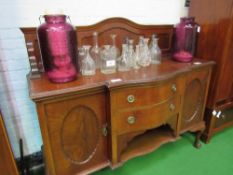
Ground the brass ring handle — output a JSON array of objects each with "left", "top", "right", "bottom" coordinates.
[
  {"left": 127, "top": 95, "right": 135, "bottom": 103},
  {"left": 171, "top": 84, "right": 177, "bottom": 92},
  {"left": 127, "top": 116, "right": 136, "bottom": 124},
  {"left": 169, "top": 103, "right": 175, "bottom": 111}
]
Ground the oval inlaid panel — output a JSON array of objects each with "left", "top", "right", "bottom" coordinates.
[
  {"left": 183, "top": 79, "right": 203, "bottom": 122},
  {"left": 61, "top": 106, "right": 99, "bottom": 164}
]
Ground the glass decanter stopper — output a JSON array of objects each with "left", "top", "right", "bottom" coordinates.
[
  {"left": 118, "top": 44, "right": 130, "bottom": 72},
  {"left": 90, "top": 32, "right": 101, "bottom": 69},
  {"left": 150, "top": 34, "right": 162, "bottom": 64},
  {"left": 81, "top": 45, "right": 96, "bottom": 76},
  {"left": 138, "top": 37, "right": 151, "bottom": 67},
  {"left": 100, "top": 45, "right": 116, "bottom": 74}
]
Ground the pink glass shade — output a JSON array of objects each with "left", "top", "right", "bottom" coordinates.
[
  {"left": 173, "top": 17, "right": 199, "bottom": 62},
  {"left": 37, "top": 15, "right": 78, "bottom": 83}
]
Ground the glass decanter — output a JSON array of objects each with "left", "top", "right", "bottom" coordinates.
[
  {"left": 100, "top": 45, "right": 116, "bottom": 74},
  {"left": 118, "top": 44, "right": 130, "bottom": 72},
  {"left": 138, "top": 37, "right": 151, "bottom": 67},
  {"left": 134, "top": 45, "right": 141, "bottom": 69},
  {"left": 150, "top": 34, "right": 162, "bottom": 64},
  {"left": 77, "top": 47, "right": 85, "bottom": 72},
  {"left": 110, "top": 34, "right": 120, "bottom": 60},
  {"left": 128, "top": 39, "right": 138, "bottom": 69},
  {"left": 124, "top": 36, "right": 130, "bottom": 46},
  {"left": 81, "top": 45, "right": 96, "bottom": 76},
  {"left": 90, "top": 32, "right": 101, "bottom": 69}
]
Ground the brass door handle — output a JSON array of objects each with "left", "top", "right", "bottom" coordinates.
[
  {"left": 127, "top": 116, "right": 136, "bottom": 124},
  {"left": 171, "top": 84, "right": 177, "bottom": 92},
  {"left": 169, "top": 103, "right": 175, "bottom": 111},
  {"left": 127, "top": 95, "right": 135, "bottom": 103}
]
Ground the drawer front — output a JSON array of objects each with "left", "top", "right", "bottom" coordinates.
[
  {"left": 110, "top": 78, "right": 181, "bottom": 110},
  {"left": 112, "top": 96, "right": 180, "bottom": 135}
]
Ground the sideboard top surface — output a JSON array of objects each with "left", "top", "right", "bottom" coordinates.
[
  {"left": 28, "top": 58, "right": 214, "bottom": 100},
  {"left": 22, "top": 17, "right": 215, "bottom": 100}
]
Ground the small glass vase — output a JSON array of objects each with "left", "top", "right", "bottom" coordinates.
[{"left": 173, "top": 17, "right": 199, "bottom": 62}]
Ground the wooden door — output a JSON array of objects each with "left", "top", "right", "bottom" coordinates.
[
  {"left": 180, "top": 69, "right": 210, "bottom": 131},
  {"left": 214, "top": 9, "right": 233, "bottom": 104},
  {"left": 0, "top": 111, "right": 19, "bottom": 175},
  {"left": 37, "top": 93, "right": 108, "bottom": 175},
  {"left": 189, "top": 0, "right": 233, "bottom": 108}
]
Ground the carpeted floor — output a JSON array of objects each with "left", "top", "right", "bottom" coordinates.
[
  {"left": 93, "top": 127, "right": 233, "bottom": 175},
  {"left": 32, "top": 126, "right": 233, "bottom": 175}
]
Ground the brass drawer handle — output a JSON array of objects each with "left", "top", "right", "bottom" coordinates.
[
  {"left": 127, "top": 116, "right": 136, "bottom": 124},
  {"left": 171, "top": 84, "right": 177, "bottom": 92},
  {"left": 169, "top": 103, "right": 175, "bottom": 111},
  {"left": 127, "top": 95, "right": 135, "bottom": 103}
]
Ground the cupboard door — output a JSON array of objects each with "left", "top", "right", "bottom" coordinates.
[
  {"left": 189, "top": 0, "right": 233, "bottom": 108},
  {"left": 180, "top": 69, "right": 210, "bottom": 131},
  {"left": 39, "top": 93, "right": 108, "bottom": 175},
  {"left": 215, "top": 19, "right": 233, "bottom": 104}
]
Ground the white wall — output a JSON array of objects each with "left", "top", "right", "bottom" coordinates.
[{"left": 0, "top": 0, "right": 188, "bottom": 158}]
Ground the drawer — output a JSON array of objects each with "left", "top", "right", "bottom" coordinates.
[
  {"left": 112, "top": 96, "right": 180, "bottom": 135},
  {"left": 110, "top": 79, "right": 181, "bottom": 111}
]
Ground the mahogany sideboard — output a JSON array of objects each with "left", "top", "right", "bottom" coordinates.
[{"left": 22, "top": 18, "right": 215, "bottom": 175}]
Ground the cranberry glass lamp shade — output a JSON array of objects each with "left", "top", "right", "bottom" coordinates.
[
  {"left": 173, "top": 17, "right": 199, "bottom": 62},
  {"left": 37, "top": 15, "right": 78, "bottom": 83}
]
